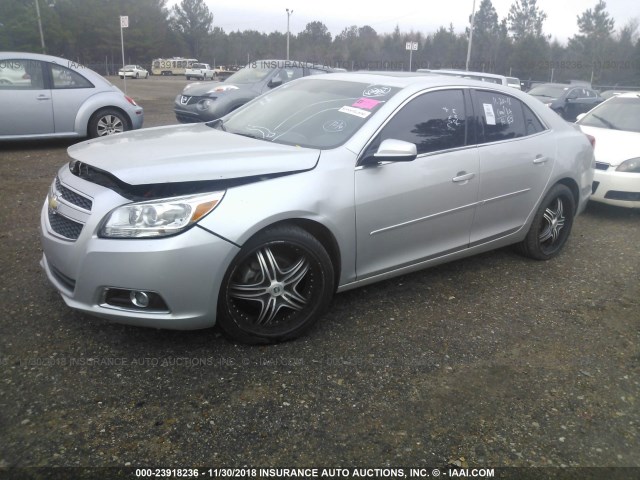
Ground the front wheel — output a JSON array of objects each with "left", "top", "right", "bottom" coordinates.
[
  {"left": 88, "top": 109, "right": 128, "bottom": 138},
  {"left": 217, "top": 225, "right": 335, "bottom": 344},
  {"left": 517, "top": 184, "right": 575, "bottom": 260}
]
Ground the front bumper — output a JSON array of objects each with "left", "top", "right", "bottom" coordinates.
[
  {"left": 591, "top": 167, "right": 640, "bottom": 208},
  {"left": 174, "top": 94, "right": 219, "bottom": 123},
  {"left": 40, "top": 169, "right": 240, "bottom": 329}
]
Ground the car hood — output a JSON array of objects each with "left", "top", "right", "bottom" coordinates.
[
  {"left": 578, "top": 125, "right": 640, "bottom": 166},
  {"left": 181, "top": 81, "right": 251, "bottom": 95},
  {"left": 67, "top": 123, "right": 320, "bottom": 185}
]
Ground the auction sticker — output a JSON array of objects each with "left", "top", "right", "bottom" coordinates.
[
  {"left": 339, "top": 106, "right": 371, "bottom": 118},
  {"left": 352, "top": 97, "right": 381, "bottom": 110},
  {"left": 483, "top": 103, "right": 496, "bottom": 125}
]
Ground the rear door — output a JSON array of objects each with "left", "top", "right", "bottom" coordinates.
[
  {"left": 469, "top": 89, "right": 554, "bottom": 244},
  {"left": 0, "top": 58, "right": 54, "bottom": 136}
]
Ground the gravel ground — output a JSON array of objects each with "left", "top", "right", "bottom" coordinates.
[{"left": 0, "top": 77, "right": 639, "bottom": 476}]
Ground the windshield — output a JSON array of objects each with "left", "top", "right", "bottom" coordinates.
[
  {"left": 528, "top": 84, "right": 568, "bottom": 98},
  {"left": 578, "top": 96, "right": 640, "bottom": 132},
  {"left": 225, "top": 64, "right": 274, "bottom": 84},
  {"left": 213, "top": 78, "right": 400, "bottom": 149}
]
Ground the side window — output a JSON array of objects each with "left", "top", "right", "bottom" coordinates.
[
  {"left": 50, "top": 64, "right": 93, "bottom": 89},
  {"left": 522, "top": 103, "right": 546, "bottom": 135},
  {"left": 475, "top": 90, "right": 527, "bottom": 143},
  {"left": 0, "top": 59, "right": 45, "bottom": 89},
  {"left": 279, "top": 67, "right": 303, "bottom": 83},
  {"left": 365, "top": 89, "right": 467, "bottom": 156}
]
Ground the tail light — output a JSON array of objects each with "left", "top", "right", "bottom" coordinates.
[
  {"left": 124, "top": 95, "right": 138, "bottom": 107},
  {"left": 585, "top": 134, "right": 595, "bottom": 148}
]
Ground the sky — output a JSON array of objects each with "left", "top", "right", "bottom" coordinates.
[{"left": 169, "top": 0, "right": 640, "bottom": 44}]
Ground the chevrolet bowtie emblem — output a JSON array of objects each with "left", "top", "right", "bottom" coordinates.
[{"left": 48, "top": 194, "right": 59, "bottom": 212}]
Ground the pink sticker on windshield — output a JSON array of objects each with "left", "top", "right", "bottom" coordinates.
[{"left": 352, "top": 98, "right": 381, "bottom": 110}]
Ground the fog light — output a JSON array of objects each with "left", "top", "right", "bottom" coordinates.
[
  {"left": 102, "top": 288, "right": 170, "bottom": 312},
  {"left": 130, "top": 290, "right": 150, "bottom": 308}
]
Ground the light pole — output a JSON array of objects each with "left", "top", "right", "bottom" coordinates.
[
  {"left": 465, "top": 0, "right": 476, "bottom": 71},
  {"left": 35, "top": 0, "right": 46, "bottom": 54},
  {"left": 286, "top": 8, "right": 293, "bottom": 61}
]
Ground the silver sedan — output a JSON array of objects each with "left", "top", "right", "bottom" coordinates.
[
  {"left": 0, "top": 52, "right": 143, "bottom": 140},
  {"left": 40, "top": 73, "right": 594, "bottom": 343}
]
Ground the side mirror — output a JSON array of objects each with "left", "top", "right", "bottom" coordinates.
[
  {"left": 268, "top": 78, "right": 283, "bottom": 88},
  {"left": 362, "top": 139, "right": 417, "bottom": 165}
]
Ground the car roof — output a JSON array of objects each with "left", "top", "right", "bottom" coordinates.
[
  {"left": 315, "top": 71, "right": 525, "bottom": 94},
  {"left": 616, "top": 92, "right": 640, "bottom": 99}
]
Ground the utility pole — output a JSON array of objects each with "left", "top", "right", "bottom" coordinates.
[
  {"left": 465, "top": 0, "right": 476, "bottom": 71},
  {"left": 286, "top": 8, "right": 293, "bottom": 61},
  {"left": 35, "top": 0, "right": 46, "bottom": 54}
]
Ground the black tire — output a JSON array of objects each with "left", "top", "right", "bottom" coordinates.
[
  {"left": 217, "top": 225, "right": 335, "bottom": 344},
  {"left": 145, "top": 72, "right": 148, "bottom": 79},
  {"left": 186, "top": 76, "right": 190, "bottom": 80},
  {"left": 135, "top": 72, "right": 139, "bottom": 79},
  {"left": 88, "top": 109, "right": 129, "bottom": 138},
  {"left": 517, "top": 184, "right": 575, "bottom": 260}
]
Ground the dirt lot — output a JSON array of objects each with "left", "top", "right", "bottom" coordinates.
[{"left": 0, "top": 76, "right": 639, "bottom": 476}]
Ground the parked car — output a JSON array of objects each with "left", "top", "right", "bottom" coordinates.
[
  {"left": 0, "top": 52, "right": 143, "bottom": 140},
  {"left": 576, "top": 92, "right": 640, "bottom": 208},
  {"left": 118, "top": 65, "right": 148, "bottom": 79},
  {"left": 527, "top": 83, "right": 603, "bottom": 121},
  {"left": 599, "top": 89, "right": 635, "bottom": 100},
  {"left": 41, "top": 73, "right": 594, "bottom": 343},
  {"left": 185, "top": 63, "right": 214, "bottom": 80},
  {"left": 174, "top": 59, "right": 334, "bottom": 123}
]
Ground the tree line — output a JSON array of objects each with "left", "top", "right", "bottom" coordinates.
[{"left": 1, "top": 0, "right": 639, "bottom": 87}]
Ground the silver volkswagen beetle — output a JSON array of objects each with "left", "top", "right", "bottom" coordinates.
[
  {"left": 0, "top": 52, "right": 143, "bottom": 139},
  {"left": 40, "top": 73, "right": 594, "bottom": 343}
]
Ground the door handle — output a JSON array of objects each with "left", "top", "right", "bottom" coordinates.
[
  {"left": 36, "top": 95, "right": 51, "bottom": 101},
  {"left": 533, "top": 155, "right": 548, "bottom": 164},
  {"left": 452, "top": 172, "right": 475, "bottom": 183}
]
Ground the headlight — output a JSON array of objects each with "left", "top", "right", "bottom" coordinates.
[
  {"left": 208, "top": 85, "right": 238, "bottom": 94},
  {"left": 616, "top": 157, "right": 640, "bottom": 173},
  {"left": 100, "top": 191, "right": 225, "bottom": 238}
]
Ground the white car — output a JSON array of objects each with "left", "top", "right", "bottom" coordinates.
[
  {"left": 577, "top": 92, "right": 640, "bottom": 208},
  {"left": 118, "top": 65, "right": 148, "bottom": 79},
  {"left": 185, "top": 63, "right": 214, "bottom": 80}
]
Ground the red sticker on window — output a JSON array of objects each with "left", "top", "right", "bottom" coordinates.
[{"left": 352, "top": 98, "right": 381, "bottom": 110}]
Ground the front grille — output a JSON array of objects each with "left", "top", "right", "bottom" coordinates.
[
  {"left": 595, "top": 162, "right": 610, "bottom": 171},
  {"left": 56, "top": 178, "right": 93, "bottom": 210},
  {"left": 48, "top": 210, "right": 83, "bottom": 240}
]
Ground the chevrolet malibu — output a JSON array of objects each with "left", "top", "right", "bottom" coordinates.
[{"left": 40, "top": 73, "right": 594, "bottom": 343}]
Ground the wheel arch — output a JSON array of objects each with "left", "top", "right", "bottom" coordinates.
[
  {"left": 556, "top": 177, "right": 580, "bottom": 214},
  {"left": 86, "top": 106, "right": 132, "bottom": 136},
  {"left": 239, "top": 218, "right": 342, "bottom": 292}
]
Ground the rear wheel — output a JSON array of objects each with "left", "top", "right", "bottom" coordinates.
[
  {"left": 217, "top": 225, "right": 335, "bottom": 344},
  {"left": 517, "top": 184, "right": 575, "bottom": 260},
  {"left": 88, "top": 109, "right": 128, "bottom": 138}
]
